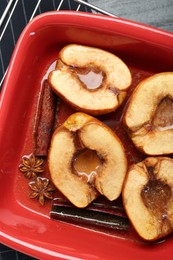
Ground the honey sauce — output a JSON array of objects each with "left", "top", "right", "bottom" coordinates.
[
  {"left": 141, "top": 179, "right": 172, "bottom": 215},
  {"left": 73, "top": 149, "right": 101, "bottom": 184},
  {"left": 153, "top": 97, "right": 173, "bottom": 130},
  {"left": 77, "top": 70, "right": 104, "bottom": 90}
]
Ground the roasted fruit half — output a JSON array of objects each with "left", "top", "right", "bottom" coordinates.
[
  {"left": 124, "top": 72, "right": 173, "bottom": 155},
  {"left": 48, "top": 44, "right": 132, "bottom": 115},
  {"left": 48, "top": 112, "right": 127, "bottom": 208},
  {"left": 123, "top": 157, "right": 173, "bottom": 241}
]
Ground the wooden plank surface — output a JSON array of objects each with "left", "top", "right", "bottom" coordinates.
[{"left": 89, "top": 0, "right": 173, "bottom": 32}]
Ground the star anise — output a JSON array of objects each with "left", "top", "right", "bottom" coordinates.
[
  {"left": 29, "top": 177, "right": 56, "bottom": 205},
  {"left": 19, "top": 153, "right": 44, "bottom": 179}
]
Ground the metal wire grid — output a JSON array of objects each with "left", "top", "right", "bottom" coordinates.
[{"left": 0, "top": 0, "right": 115, "bottom": 90}]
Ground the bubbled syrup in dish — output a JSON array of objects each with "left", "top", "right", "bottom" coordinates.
[{"left": 73, "top": 149, "right": 102, "bottom": 185}]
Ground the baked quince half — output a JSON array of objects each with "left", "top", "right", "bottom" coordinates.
[
  {"left": 48, "top": 112, "right": 127, "bottom": 208},
  {"left": 123, "top": 157, "right": 173, "bottom": 241},
  {"left": 48, "top": 44, "right": 132, "bottom": 115},
  {"left": 124, "top": 72, "right": 173, "bottom": 155}
]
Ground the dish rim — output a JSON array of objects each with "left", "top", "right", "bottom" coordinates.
[{"left": 1, "top": 10, "right": 173, "bottom": 260}]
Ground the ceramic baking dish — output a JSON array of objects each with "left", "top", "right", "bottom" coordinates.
[{"left": 0, "top": 11, "right": 173, "bottom": 260}]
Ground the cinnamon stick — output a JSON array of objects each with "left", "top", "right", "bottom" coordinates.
[
  {"left": 34, "top": 80, "right": 56, "bottom": 156},
  {"left": 51, "top": 198, "right": 129, "bottom": 232}
]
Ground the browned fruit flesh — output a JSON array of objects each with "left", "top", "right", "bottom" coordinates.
[
  {"left": 48, "top": 44, "right": 132, "bottom": 115},
  {"left": 123, "top": 157, "right": 173, "bottom": 241},
  {"left": 34, "top": 80, "right": 56, "bottom": 156},
  {"left": 48, "top": 112, "right": 127, "bottom": 208},
  {"left": 124, "top": 72, "right": 173, "bottom": 155}
]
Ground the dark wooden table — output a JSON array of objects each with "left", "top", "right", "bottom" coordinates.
[{"left": 0, "top": 0, "right": 173, "bottom": 259}]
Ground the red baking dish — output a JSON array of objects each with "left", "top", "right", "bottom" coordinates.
[{"left": 0, "top": 11, "right": 173, "bottom": 260}]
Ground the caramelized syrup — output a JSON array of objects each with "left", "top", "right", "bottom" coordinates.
[
  {"left": 73, "top": 149, "right": 101, "bottom": 184},
  {"left": 153, "top": 97, "right": 173, "bottom": 130},
  {"left": 77, "top": 70, "right": 104, "bottom": 90},
  {"left": 41, "top": 60, "right": 56, "bottom": 84},
  {"left": 141, "top": 177, "right": 172, "bottom": 234},
  {"left": 141, "top": 179, "right": 172, "bottom": 214}
]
